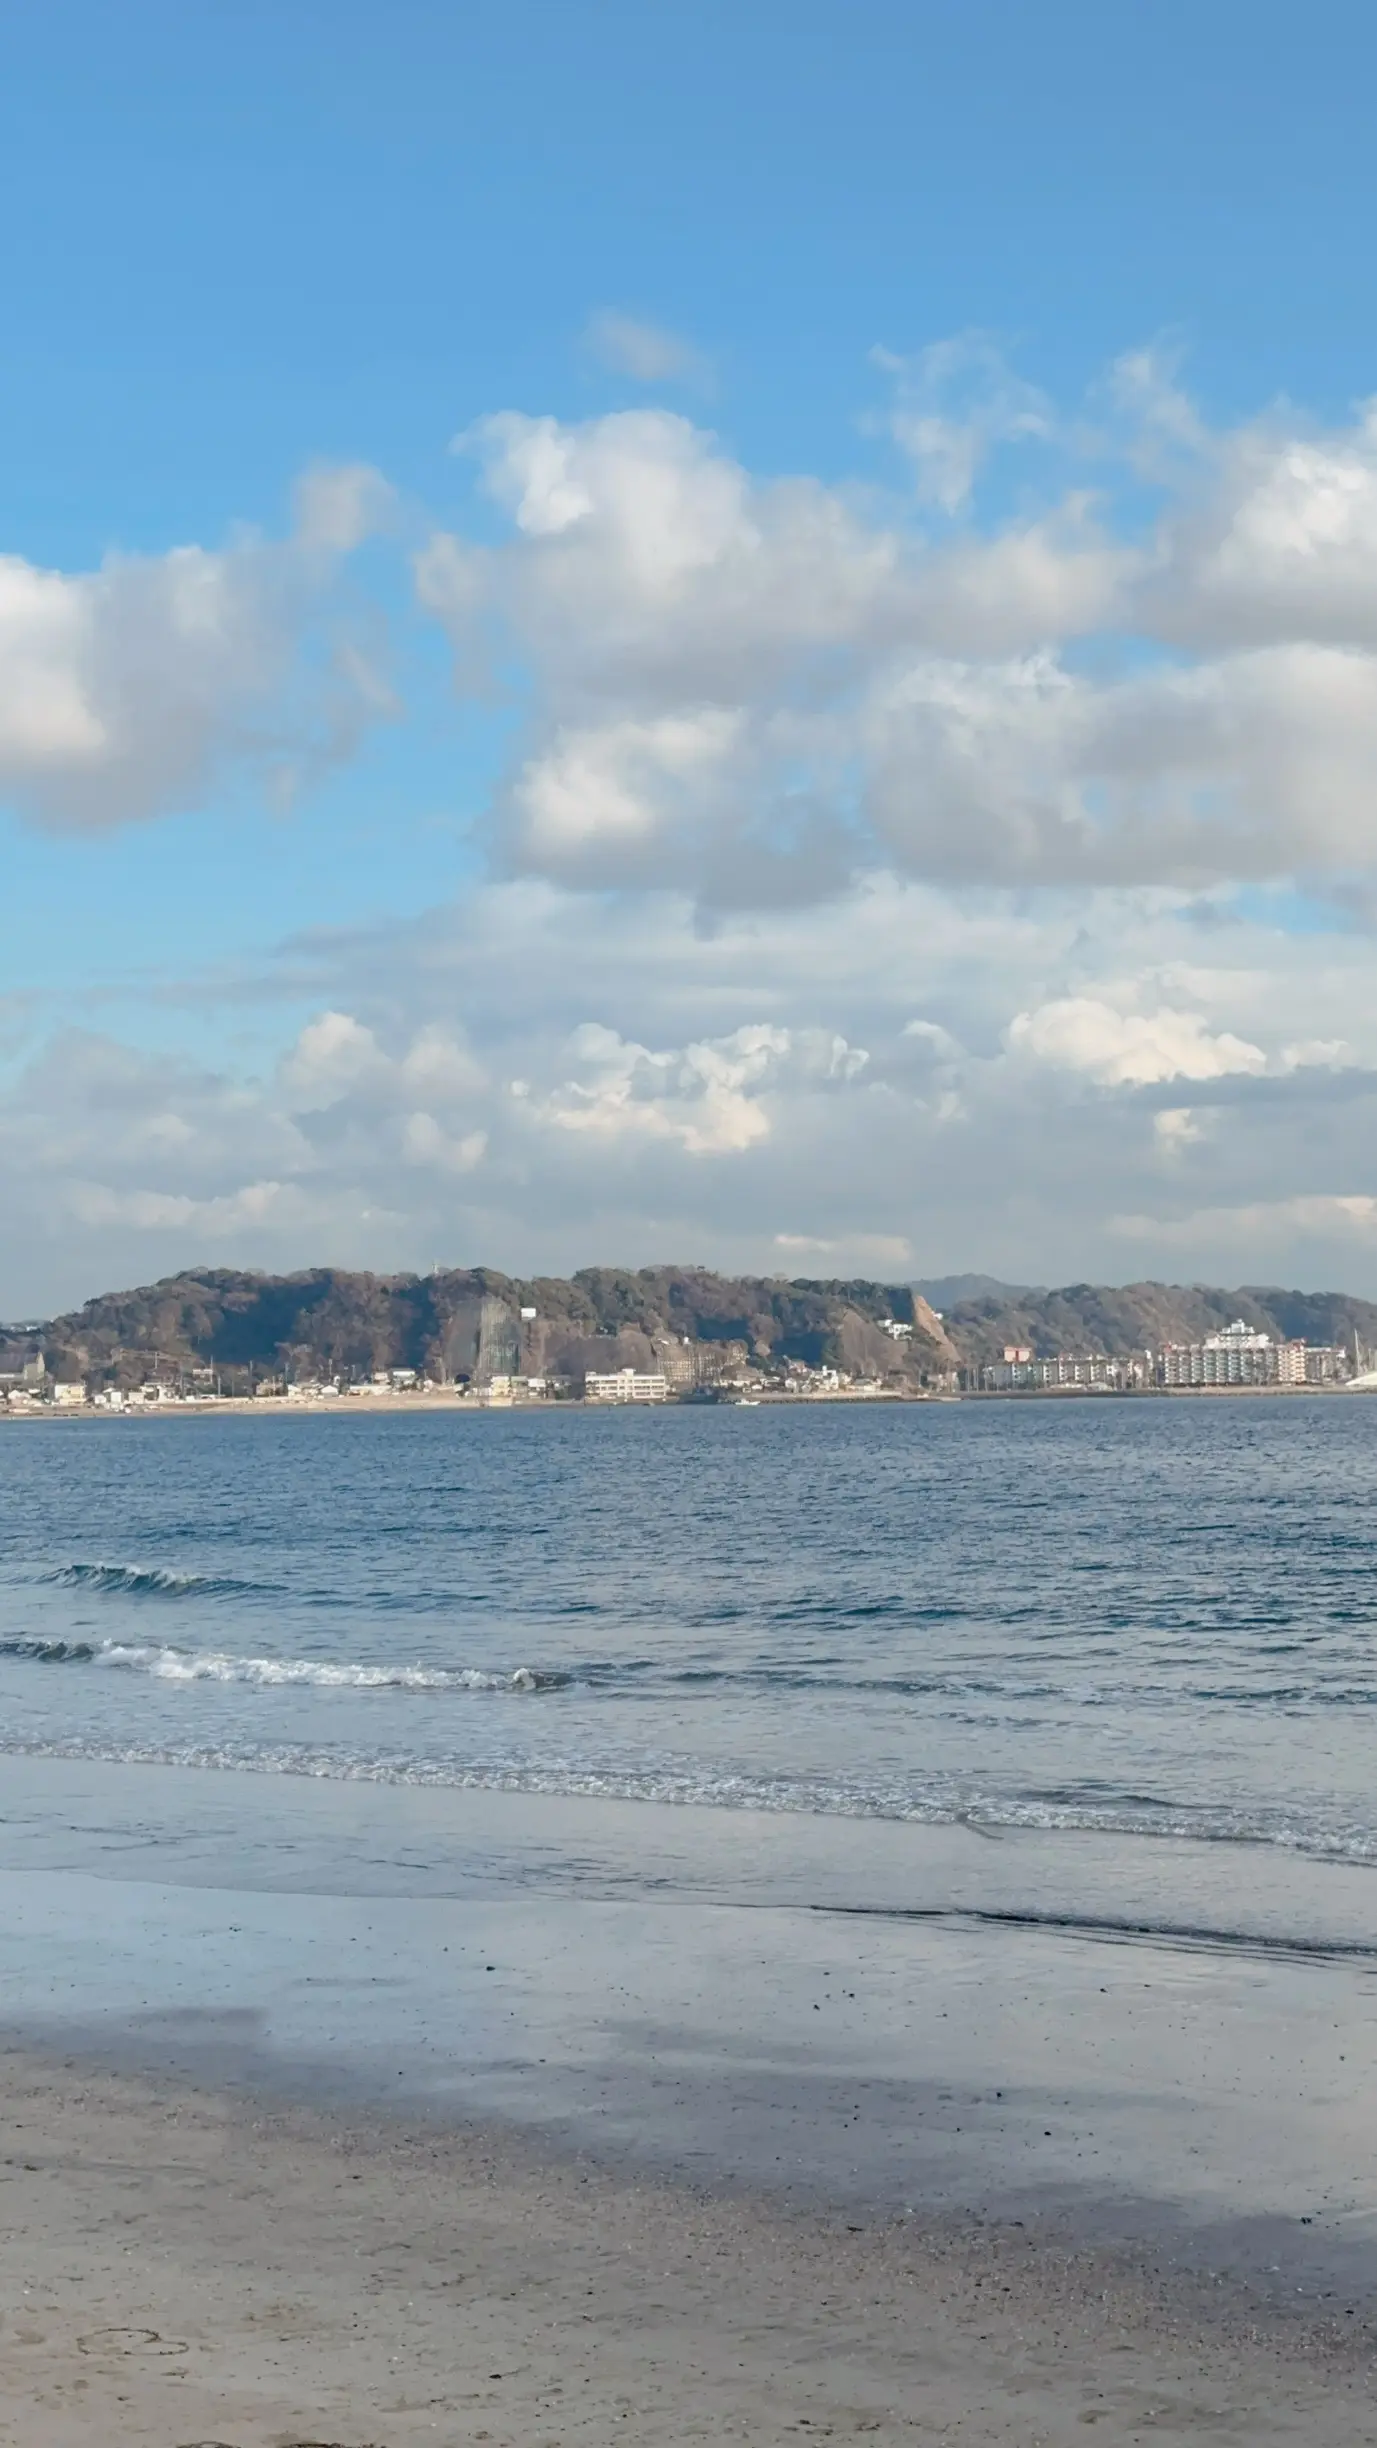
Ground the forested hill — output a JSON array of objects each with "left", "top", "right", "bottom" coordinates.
[
  {"left": 4, "top": 1266, "right": 1377, "bottom": 1388},
  {"left": 937, "top": 1280, "right": 1377, "bottom": 1363},
  {"left": 0, "top": 1265, "right": 958, "bottom": 1388}
]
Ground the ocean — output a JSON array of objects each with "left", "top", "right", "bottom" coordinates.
[
  {"left": 2, "top": 1395, "right": 1375, "bottom": 1881},
  {"left": 6, "top": 1392, "right": 1377, "bottom": 2267}
]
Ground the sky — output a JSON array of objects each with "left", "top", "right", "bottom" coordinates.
[{"left": 8, "top": 0, "right": 1377, "bottom": 1313}]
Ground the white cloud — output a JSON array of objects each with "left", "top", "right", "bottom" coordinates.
[
  {"left": 399, "top": 1114, "right": 488, "bottom": 1174},
  {"left": 67, "top": 1180, "right": 298, "bottom": 1233},
  {"left": 25, "top": 354, "right": 1377, "bottom": 1305},
  {"left": 1151, "top": 408, "right": 1377, "bottom": 649},
  {"left": 416, "top": 374, "right": 1377, "bottom": 905},
  {"left": 0, "top": 469, "right": 393, "bottom": 832},
  {"left": 873, "top": 333, "right": 1053, "bottom": 511},
  {"left": 13, "top": 875, "right": 1377, "bottom": 1307},
  {"left": 1153, "top": 1106, "right": 1208, "bottom": 1156},
  {"left": 538, "top": 1020, "right": 863, "bottom": 1157},
  {"left": 1008, "top": 997, "right": 1267, "bottom": 1086},
  {"left": 424, "top": 404, "right": 1124, "bottom": 898},
  {"left": 292, "top": 461, "right": 396, "bottom": 554},
  {"left": 282, "top": 1010, "right": 387, "bottom": 1103},
  {"left": 511, "top": 708, "right": 746, "bottom": 857}
]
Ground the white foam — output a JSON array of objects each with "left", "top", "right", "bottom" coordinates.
[{"left": 83, "top": 1643, "right": 553, "bottom": 1692}]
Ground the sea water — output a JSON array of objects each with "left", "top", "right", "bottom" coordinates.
[
  {"left": 1, "top": 1396, "right": 1375, "bottom": 1884},
  {"left": 8, "top": 1395, "right": 1377, "bottom": 2261}
]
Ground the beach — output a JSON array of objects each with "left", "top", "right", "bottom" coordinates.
[
  {"left": 4, "top": 2031, "right": 1375, "bottom": 2448},
  {"left": 5, "top": 1402, "right": 1377, "bottom": 2438},
  {"left": 3, "top": 1759, "right": 1377, "bottom": 2441}
]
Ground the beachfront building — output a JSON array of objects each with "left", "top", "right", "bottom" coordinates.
[
  {"left": 584, "top": 1369, "right": 669, "bottom": 1403},
  {"left": 1157, "top": 1322, "right": 1308, "bottom": 1387},
  {"left": 981, "top": 1353, "right": 1130, "bottom": 1391},
  {"left": 1305, "top": 1345, "right": 1346, "bottom": 1382}
]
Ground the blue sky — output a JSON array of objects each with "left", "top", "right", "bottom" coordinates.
[{"left": 8, "top": 0, "right": 1377, "bottom": 1311}]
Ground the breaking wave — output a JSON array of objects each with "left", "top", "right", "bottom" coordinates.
[
  {"left": 0, "top": 1636, "right": 565, "bottom": 1692},
  {"left": 3, "top": 1728, "right": 1377, "bottom": 1867}
]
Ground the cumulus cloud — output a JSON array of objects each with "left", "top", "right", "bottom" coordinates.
[
  {"left": 0, "top": 466, "right": 394, "bottom": 831},
  {"left": 1152, "top": 1106, "right": 1208, "bottom": 1156},
  {"left": 1150, "top": 406, "right": 1377, "bottom": 649},
  {"left": 422, "top": 402, "right": 1124, "bottom": 898},
  {"left": 1008, "top": 997, "right": 1267, "bottom": 1086},
  {"left": 413, "top": 368, "right": 1377, "bottom": 907},
  {"left": 540, "top": 1020, "right": 867, "bottom": 1156},
  {"left": 13, "top": 870, "right": 1377, "bottom": 1311},
  {"left": 22, "top": 352, "right": 1377, "bottom": 1304}
]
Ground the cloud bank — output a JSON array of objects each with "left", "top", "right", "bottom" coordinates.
[
  {"left": 10, "top": 350, "right": 1377, "bottom": 1307},
  {"left": 8, "top": 871, "right": 1377, "bottom": 1310}
]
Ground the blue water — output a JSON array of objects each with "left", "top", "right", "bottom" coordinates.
[{"left": 1, "top": 1399, "right": 1375, "bottom": 1873}]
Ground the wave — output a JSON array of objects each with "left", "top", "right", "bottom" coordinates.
[
  {"left": 0, "top": 1637, "right": 566, "bottom": 1692},
  {"left": 4, "top": 1727, "right": 1377, "bottom": 1866},
  {"left": 10, "top": 1617, "right": 1377, "bottom": 1715},
  {"left": 38, "top": 1562, "right": 252, "bottom": 1600}
]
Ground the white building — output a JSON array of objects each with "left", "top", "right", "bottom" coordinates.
[
  {"left": 983, "top": 1354, "right": 1128, "bottom": 1390},
  {"left": 585, "top": 1369, "right": 669, "bottom": 1404},
  {"left": 1158, "top": 1322, "right": 1305, "bottom": 1387}
]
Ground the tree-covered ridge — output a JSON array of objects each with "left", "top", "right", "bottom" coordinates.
[
  {"left": 5, "top": 1265, "right": 1377, "bottom": 1388},
  {"left": 0, "top": 1265, "right": 957, "bottom": 1388},
  {"left": 941, "top": 1280, "right": 1377, "bottom": 1363}
]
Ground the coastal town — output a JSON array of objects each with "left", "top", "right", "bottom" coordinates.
[{"left": 2, "top": 1305, "right": 1373, "bottom": 1412}]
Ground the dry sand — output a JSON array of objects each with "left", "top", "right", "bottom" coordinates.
[{"left": 1, "top": 2043, "right": 1374, "bottom": 2448}]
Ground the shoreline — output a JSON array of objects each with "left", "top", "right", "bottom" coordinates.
[
  {"left": 4, "top": 1761, "right": 1377, "bottom": 2437},
  {"left": 4, "top": 1763, "right": 1377, "bottom": 2281},
  {"left": 2, "top": 1381, "right": 1368, "bottom": 1420}
]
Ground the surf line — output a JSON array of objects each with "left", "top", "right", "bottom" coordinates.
[{"left": 810, "top": 1901, "right": 1377, "bottom": 1964}]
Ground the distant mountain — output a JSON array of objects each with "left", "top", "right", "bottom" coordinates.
[{"left": 911, "top": 1275, "right": 1039, "bottom": 1310}]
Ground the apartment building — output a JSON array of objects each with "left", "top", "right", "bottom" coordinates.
[
  {"left": 584, "top": 1369, "right": 669, "bottom": 1403},
  {"left": 1159, "top": 1322, "right": 1303, "bottom": 1387}
]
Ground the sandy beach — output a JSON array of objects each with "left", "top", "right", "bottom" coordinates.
[
  {"left": 3, "top": 2039, "right": 1376, "bottom": 2448},
  {"left": 1, "top": 1762, "right": 1377, "bottom": 2443},
  {"left": 6, "top": 1401, "right": 1377, "bottom": 2445}
]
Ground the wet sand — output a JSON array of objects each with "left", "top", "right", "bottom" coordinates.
[
  {"left": 3, "top": 1761, "right": 1377, "bottom": 2440},
  {"left": 3, "top": 2042, "right": 1377, "bottom": 2448}
]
